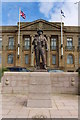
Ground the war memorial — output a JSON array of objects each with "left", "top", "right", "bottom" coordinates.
[
  {"left": 0, "top": 20, "right": 79, "bottom": 118},
  {"left": 0, "top": 1, "right": 80, "bottom": 117}
]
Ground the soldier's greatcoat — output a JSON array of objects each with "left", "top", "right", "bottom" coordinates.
[{"left": 32, "top": 34, "right": 48, "bottom": 68}]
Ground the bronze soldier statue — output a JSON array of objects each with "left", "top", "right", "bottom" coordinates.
[{"left": 32, "top": 30, "right": 48, "bottom": 70}]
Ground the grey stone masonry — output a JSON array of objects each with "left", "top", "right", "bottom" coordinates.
[
  {"left": 27, "top": 72, "right": 52, "bottom": 108},
  {"left": 1, "top": 72, "right": 79, "bottom": 95}
]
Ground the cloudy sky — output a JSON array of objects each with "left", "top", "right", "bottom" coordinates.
[{"left": 0, "top": 0, "right": 79, "bottom": 26}]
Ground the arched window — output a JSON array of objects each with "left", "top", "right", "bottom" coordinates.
[
  {"left": 8, "top": 54, "right": 14, "bottom": 64},
  {"left": 67, "top": 54, "right": 73, "bottom": 64}
]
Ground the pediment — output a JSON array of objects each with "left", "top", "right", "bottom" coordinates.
[{"left": 20, "top": 19, "right": 61, "bottom": 31}]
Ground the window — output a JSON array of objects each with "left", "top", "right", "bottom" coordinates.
[
  {"left": 78, "top": 38, "right": 80, "bottom": 47},
  {"left": 8, "top": 37, "right": 14, "bottom": 49},
  {"left": 0, "top": 55, "right": 2, "bottom": 64},
  {"left": 8, "top": 54, "right": 14, "bottom": 64},
  {"left": 67, "top": 55, "right": 73, "bottom": 64},
  {"left": 0, "top": 37, "right": 2, "bottom": 49},
  {"left": 67, "top": 38, "right": 73, "bottom": 47},
  {"left": 79, "top": 55, "right": 80, "bottom": 64},
  {"left": 52, "top": 55, "right": 56, "bottom": 65},
  {"left": 24, "top": 38, "right": 30, "bottom": 50},
  {"left": 25, "top": 54, "right": 29, "bottom": 64},
  {"left": 51, "top": 38, "right": 56, "bottom": 50}
]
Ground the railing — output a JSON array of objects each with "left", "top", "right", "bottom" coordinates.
[
  {"left": 51, "top": 46, "right": 58, "bottom": 51},
  {"left": 65, "top": 46, "right": 75, "bottom": 51},
  {"left": 6, "top": 45, "right": 16, "bottom": 50}
]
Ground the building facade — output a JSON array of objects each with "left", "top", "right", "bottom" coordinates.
[{"left": 0, "top": 19, "right": 80, "bottom": 72}]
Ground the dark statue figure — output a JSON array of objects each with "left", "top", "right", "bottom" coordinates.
[{"left": 32, "top": 30, "right": 48, "bottom": 70}]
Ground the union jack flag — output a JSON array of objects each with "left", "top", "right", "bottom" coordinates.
[{"left": 20, "top": 10, "right": 26, "bottom": 19}]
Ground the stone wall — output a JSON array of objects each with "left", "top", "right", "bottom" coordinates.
[{"left": 1, "top": 72, "right": 79, "bottom": 94}]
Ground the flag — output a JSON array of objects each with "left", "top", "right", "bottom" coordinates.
[
  {"left": 61, "top": 10, "right": 65, "bottom": 17},
  {"left": 20, "top": 10, "right": 26, "bottom": 19}
]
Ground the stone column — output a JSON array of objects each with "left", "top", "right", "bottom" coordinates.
[
  {"left": 47, "top": 36, "right": 50, "bottom": 67},
  {"left": 30, "top": 35, "right": 34, "bottom": 67}
]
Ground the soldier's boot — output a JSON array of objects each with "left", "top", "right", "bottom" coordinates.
[
  {"left": 36, "top": 65, "right": 40, "bottom": 70},
  {"left": 44, "top": 64, "right": 47, "bottom": 70}
]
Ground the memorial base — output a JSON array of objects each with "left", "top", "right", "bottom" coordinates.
[
  {"left": 1, "top": 72, "right": 78, "bottom": 108},
  {"left": 33, "top": 69, "right": 47, "bottom": 72},
  {"left": 27, "top": 72, "right": 52, "bottom": 108}
]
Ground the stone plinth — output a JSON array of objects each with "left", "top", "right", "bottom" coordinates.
[
  {"left": 33, "top": 69, "right": 47, "bottom": 72},
  {"left": 1, "top": 72, "right": 79, "bottom": 95},
  {"left": 27, "top": 72, "right": 52, "bottom": 108}
]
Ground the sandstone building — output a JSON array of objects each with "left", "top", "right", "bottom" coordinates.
[{"left": 0, "top": 19, "right": 80, "bottom": 72}]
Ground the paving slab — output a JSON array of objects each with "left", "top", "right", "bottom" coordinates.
[
  {"left": 49, "top": 109, "right": 72, "bottom": 118},
  {"left": 27, "top": 99, "right": 52, "bottom": 108},
  {"left": 28, "top": 108, "right": 50, "bottom": 118},
  {"left": 0, "top": 81, "right": 78, "bottom": 119},
  {"left": 1, "top": 93, "right": 78, "bottom": 118}
]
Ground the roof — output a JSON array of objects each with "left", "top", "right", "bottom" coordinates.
[{"left": 0, "top": 19, "right": 79, "bottom": 33}]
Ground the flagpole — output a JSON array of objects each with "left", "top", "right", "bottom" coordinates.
[
  {"left": 61, "top": 12, "right": 63, "bottom": 59},
  {"left": 18, "top": 7, "right": 21, "bottom": 58}
]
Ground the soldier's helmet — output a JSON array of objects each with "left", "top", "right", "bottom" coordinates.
[{"left": 37, "top": 30, "right": 43, "bottom": 34}]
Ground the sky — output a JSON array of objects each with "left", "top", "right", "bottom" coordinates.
[{"left": 0, "top": 0, "right": 79, "bottom": 26}]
